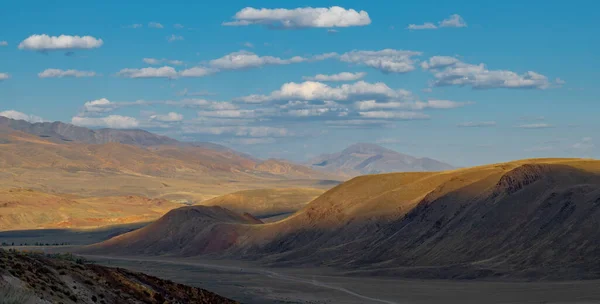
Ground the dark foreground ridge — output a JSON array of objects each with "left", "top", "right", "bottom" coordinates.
[{"left": 0, "top": 249, "right": 237, "bottom": 304}]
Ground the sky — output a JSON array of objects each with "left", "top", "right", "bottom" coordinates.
[{"left": 0, "top": 0, "right": 598, "bottom": 167}]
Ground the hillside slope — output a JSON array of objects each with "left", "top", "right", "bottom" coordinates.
[
  {"left": 0, "top": 249, "right": 236, "bottom": 303},
  {"left": 197, "top": 188, "right": 324, "bottom": 219},
  {"left": 86, "top": 158, "right": 600, "bottom": 279},
  {"left": 0, "top": 189, "right": 183, "bottom": 231},
  {"left": 309, "top": 143, "right": 454, "bottom": 176}
]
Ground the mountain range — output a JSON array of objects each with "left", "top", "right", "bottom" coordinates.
[{"left": 83, "top": 158, "right": 600, "bottom": 280}]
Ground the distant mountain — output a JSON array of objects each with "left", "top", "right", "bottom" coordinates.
[
  {"left": 0, "top": 115, "right": 250, "bottom": 152},
  {"left": 308, "top": 143, "right": 454, "bottom": 176}
]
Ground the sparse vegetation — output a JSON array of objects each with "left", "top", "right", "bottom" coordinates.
[{"left": 0, "top": 283, "right": 35, "bottom": 304}]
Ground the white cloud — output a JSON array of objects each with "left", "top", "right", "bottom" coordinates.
[
  {"left": 116, "top": 66, "right": 218, "bottom": 79},
  {"left": 150, "top": 112, "right": 184, "bottom": 122},
  {"left": 174, "top": 24, "right": 185, "bottom": 29},
  {"left": 457, "top": 121, "right": 497, "bottom": 127},
  {"left": 148, "top": 22, "right": 164, "bottom": 29},
  {"left": 355, "top": 99, "right": 471, "bottom": 111},
  {"left": 209, "top": 50, "right": 309, "bottom": 70},
  {"left": 223, "top": 6, "right": 371, "bottom": 28},
  {"left": 423, "top": 57, "right": 557, "bottom": 90},
  {"left": 407, "top": 23, "right": 437, "bottom": 30},
  {"left": 0, "top": 110, "right": 44, "bottom": 123},
  {"left": 0, "top": 73, "right": 9, "bottom": 81},
  {"left": 408, "top": 14, "right": 467, "bottom": 30},
  {"left": 167, "top": 34, "right": 184, "bottom": 42},
  {"left": 439, "top": 14, "right": 468, "bottom": 28},
  {"left": 38, "top": 68, "right": 97, "bottom": 78},
  {"left": 72, "top": 115, "right": 140, "bottom": 129},
  {"left": 82, "top": 98, "right": 114, "bottom": 113},
  {"left": 0, "top": 41, "right": 7, "bottom": 46},
  {"left": 327, "top": 29, "right": 339, "bottom": 34},
  {"left": 197, "top": 110, "right": 256, "bottom": 118},
  {"left": 179, "top": 67, "right": 218, "bottom": 77},
  {"left": 126, "top": 24, "right": 143, "bottom": 29},
  {"left": 236, "top": 81, "right": 412, "bottom": 103},
  {"left": 303, "top": 72, "right": 366, "bottom": 82},
  {"left": 117, "top": 66, "right": 178, "bottom": 79},
  {"left": 18, "top": 34, "right": 103, "bottom": 51},
  {"left": 243, "top": 42, "right": 254, "bottom": 48},
  {"left": 143, "top": 58, "right": 183, "bottom": 65},
  {"left": 358, "top": 111, "right": 430, "bottom": 120},
  {"left": 340, "top": 49, "right": 422, "bottom": 73},
  {"left": 165, "top": 99, "right": 238, "bottom": 110},
  {"left": 517, "top": 123, "right": 553, "bottom": 129},
  {"left": 420, "top": 56, "right": 460, "bottom": 70}
]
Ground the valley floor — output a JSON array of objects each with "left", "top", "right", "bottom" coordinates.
[{"left": 78, "top": 255, "right": 600, "bottom": 304}]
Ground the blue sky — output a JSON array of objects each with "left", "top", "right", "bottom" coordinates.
[{"left": 0, "top": 0, "right": 598, "bottom": 166}]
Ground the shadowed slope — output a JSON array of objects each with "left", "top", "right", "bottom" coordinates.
[
  {"left": 85, "top": 206, "right": 262, "bottom": 256},
  {"left": 86, "top": 158, "right": 600, "bottom": 279},
  {"left": 0, "top": 249, "right": 237, "bottom": 303}
]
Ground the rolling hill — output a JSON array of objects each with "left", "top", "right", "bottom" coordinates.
[
  {"left": 84, "top": 158, "right": 600, "bottom": 279},
  {"left": 196, "top": 188, "right": 324, "bottom": 221},
  {"left": 0, "top": 188, "right": 184, "bottom": 231},
  {"left": 308, "top": 143, "right": 454, "bottom": 176}
]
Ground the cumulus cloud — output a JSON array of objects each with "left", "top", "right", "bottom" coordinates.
[
  {"left": 38, "top": 68, "right": 97, "bottom": 78},
  {"left": 0, "top": 41, "right": 7, "bottom": 46},
  {"left": 0, "top": 110, "right": 44, "bottom": 123},
  {"left": 407, "top": 23, "right": 437, "bottom": 30},
  {"left": 167, "top": 34, "right": 184, "bottom": 42},
  {"left": 457, "top": 121, "right": 497, "bottom": 128},
  {"left": 149, "top": 112, "right": 184, "bottom": 122},
  {"left": 223, "top": 6, "right": 371, "bottom": 28},
  {"left": 18, "top": 34, "right": 103, "bottom": 51},
  {"left": 0, "top": 73, "right": 9, "bottom": 81},
  {"left": 126, "top": 24, "right": 143, "bottom": 29},
  {"left": 197, "top": 110, "right": 257, "bottom": 118},
  {"left": 243, "top": 42, "right": 254, "bottom": 48},
  {"left": 407, "top": 14, "right": 467, "bottom": 30},
  {"left": 439, "top": 14, "right": 468, "bottom": 28},
  {"left": 517, "top": 123, "right": 553, "bottom": 129},
  {"left": 420, "top": 56, "right": 460, "bottom": 70},
  {"left": 236, "top": 81, "right": 412, "bottom": 103},
  {"left": 178, "top": 67, "right": 219, "bottom": 77},
  {"left": 116, "top": 66, "right": 179, "bottom": 79},
  {"left": 340, "top": 49, "right": 422, "bottom": 73},
  {"left": 148, "top": 22, "right": 164, "bottom": 28},
  {"left": 174, "top": 24, "right": 185, "bottom": 29},
  {"left": 359, "top": 111, "right": 430, "bottom": 120},
  {"left": 355, "top": 99, "right": 472, "bottom": 110},
  {"left": 72, "top": 115, "right": 140, "bottom": 129},
  {"left": 82, "top": 98, "right": 114, "bottom": 113},
  {"left": 422, "top": 57, "right": 559, "bottom": 90},
  {"left": 209, "top": 50, "right": 308, "bottom": 70},
  {"left": 143, "top": 58, "right": 183, "bottom": 65},
  {"left": 303, "top": 72, "right": 366, "bottom": 82}
]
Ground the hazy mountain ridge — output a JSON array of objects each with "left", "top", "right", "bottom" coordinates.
[{"left": 309, "top": 143, "right": 454, "bottom": 176}]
